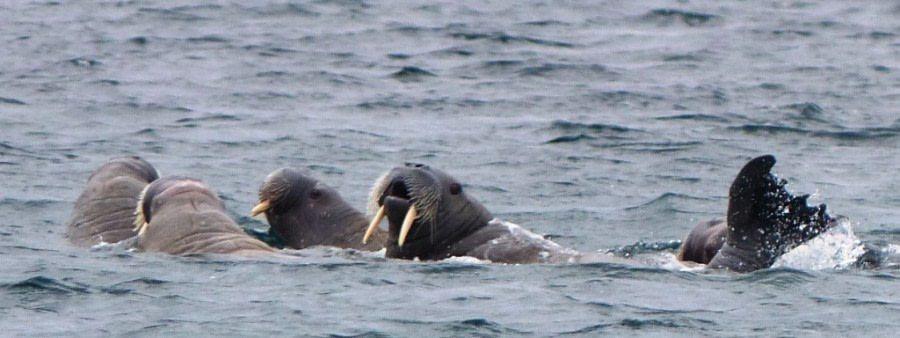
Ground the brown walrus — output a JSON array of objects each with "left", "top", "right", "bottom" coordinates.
[
  {"left": 66, "top": 156, "right": 159, "bottom": 247},
  {"left": 250, "top": 167, "right": 387, "bottom": 250},
  {"left": 364, "top": 156, "right": 837, "bottom": 271},
  {"left": 133, "top": 176, "right": 277, "bottom": 256},
  {"left": 364, "top": 163, "right": 584, "bottom": 264}
]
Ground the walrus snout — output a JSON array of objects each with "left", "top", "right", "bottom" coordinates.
[
  {"left": 251, "top": 168, "right": 316, "bottom": 217},
  {"left": 381, "top": 178, "right": 412, "bottom": 204},
  {"left": 365, "top": 165, "right": 441, "bottom": 246}
]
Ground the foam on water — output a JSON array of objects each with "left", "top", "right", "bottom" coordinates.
[{"left": 772, "top": 219, "right": 867, "bottom": 270}]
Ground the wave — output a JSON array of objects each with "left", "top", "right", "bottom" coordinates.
[
  {"left": 640, "top": 9, "right": 723, "bottom": 27},
  {"left": 0, "top": 96, "right": 27, "bottom": 105},
  {"left": 516, "top": 63, "right": 616, "bottom": 80},
  {"left": 135, "top": 7, "right": 214, "bottom": 22},
  {"left": 448, "top": 32, "right": 575, "bottom": 48},
  {"left": 734, "top": 267, "right": 817, "bottom": 287},
  {"left": 548, "top": 120, "right": 637, "bottom": 133},
  {"left": 606, "top": 239, "right": 684, "bottom": 258},
  {"left": 3, "top": 276, "right": 91, "bottom": 295},
  {"left": 624, "top": 192, "right": 712, "bottom": 212},
  {"left": 175, "top": 113, "right": 242, "bottom": 124},
  {"left": 391, "top": 66, "right": 437, "bottom": 82},
  {"left": 727, "top": 124, "right": 899, "bottom": 141}
]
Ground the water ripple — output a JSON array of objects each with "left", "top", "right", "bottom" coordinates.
[
  {"left": 641, "top": 9, "right": 723, "bottom": 27},
  {"left": 0, "top": 96, "right": 27, "bottom": 105},
  {"left": 3, "top": 276, "right": 91, "bottom": 295},
  {"left": 727, "top": 125, "right": 899, "bottom": 141},
  {"left": 391, "top": 66, "right": 437, "bottom": 82},
  {"left": 734, "top": 267, "right": 817, "bottom": 287},
  {"left": 448, "top": 32, "right": 575, "bottom": 48}
]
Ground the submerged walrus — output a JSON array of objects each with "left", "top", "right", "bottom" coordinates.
[
  {"left": 364, "top": 156, "right": 837, "bottom": 271},
  {"left": 66, "top": 156, "right": 160, "bottom": 247},
  {"left": 133, "top": 176, "right": 276, "bottom": 256},
  {"left": 250, "top": 168, "right": 387, "bottom": 250}
]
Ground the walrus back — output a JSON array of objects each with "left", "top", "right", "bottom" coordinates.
[{"left": 67, "top": 159, "right": 158, "bottom": 247}]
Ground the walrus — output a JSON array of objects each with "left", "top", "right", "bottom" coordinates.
[
  {"left": 687, "top": 155, "right": 836, "bottom": 272},
  {"left": 133, "top": 176, "right": 277, "bottom": 256},
  {"left": 676, "top": 219, "right": 726, "bottom": 265},
  {"left": 364, "top": 156, "right": 837, "bottom": 271},
  {"left": 250, "top": 167, "right": 387, "bottom": 250},
  {"left": 363, "top": 163, "right": 584, "bottom": 264},
  {"left": 66, "top": 156, "right": 160, "bottom": 247}
]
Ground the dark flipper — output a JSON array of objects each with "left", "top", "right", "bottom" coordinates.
[{"left": 708, "top": 155, "right": 835, "bottom": 272}]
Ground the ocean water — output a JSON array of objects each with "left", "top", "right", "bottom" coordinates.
[{"left": 1, "top": 0, "right": 898, "bottom": 336}]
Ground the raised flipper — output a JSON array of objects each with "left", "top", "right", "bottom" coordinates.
[{"left": 707, "top": 155, "right": 835, "bottom": 272}]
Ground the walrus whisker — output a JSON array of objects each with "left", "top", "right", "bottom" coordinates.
[
  {"left": 363, "top": 205, "right": 386, "bottom": 244},
  {"left": 398, "top": 205, "right": 417, "bottom": 246},
  {"left": 250, "top": 200, "right": 271, "bottom": 217}
]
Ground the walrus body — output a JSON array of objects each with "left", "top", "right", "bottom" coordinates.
[
  {"left": 251, "top": 168, "right": 387, "bottom": 250},
  {"left": 676, "top": 219, "right": 727, "bottom": 264},
  {"left": 365, "top": 163, "right": 584, "bottom": 264},
  {"left": 66, "top": 156, "right": 159, "bottom": 246},
  {"left": 134, "top": 176, "right": 276, "bottom": 256},
  {"left": 367, "top": 156, "right": 837, "bottom": 271}
]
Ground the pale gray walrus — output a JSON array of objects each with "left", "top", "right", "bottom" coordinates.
[
  {"left": 66, "top": 156, "right": 160, "bottom": 247},
  {"left": 133, "top": 176, "right": 277, "bottom": 256},
  {"left": 250, "top": 168, "right": 388, "bottom": 250},
  {"left": 363, "top": 155, "right": 836, "bottom": 271}
]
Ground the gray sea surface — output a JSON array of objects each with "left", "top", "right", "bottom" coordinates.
[{"left": 1, "top": 0, "right": 899, "bottom": 336}]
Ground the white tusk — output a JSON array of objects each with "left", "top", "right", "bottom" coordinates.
[
  {"left": 136, "top": 222, "right": 149, "bottom": 237},
  {"left": 398, "top": 205, "right": 417, "bottom": 247},
  {"left": 363, "top": 205, "right": 385, "bottom": 244},
  {"left": 250, "top": 200, "right": 271, "bottom": 217}
]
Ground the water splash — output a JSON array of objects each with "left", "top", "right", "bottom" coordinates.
[{"left": 772, "top": 219, "right": 866, "bottom": 270}]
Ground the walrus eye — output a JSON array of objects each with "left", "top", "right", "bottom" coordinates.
[
  {"left": 310, "top": 189, "right": 322, "bottom": 200},
  {"left": 449, "top": 183, "right": 462, "bottom": 195}
]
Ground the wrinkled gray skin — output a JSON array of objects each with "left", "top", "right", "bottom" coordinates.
[
  {"left": 134, "top": 176, "right": 276, "bottom": 256},
  {"left": 372, "top": 163, "right": 587, "bottom": 264},
  {"left": 66, "top": 156, "right": 159, "bottom": 247},
  {"left": 257, "top": 168, "right": 386, "bottom": 250}
]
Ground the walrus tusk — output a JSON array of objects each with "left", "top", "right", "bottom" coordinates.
[
  {"left": 398, "top": 205, "right": 417, "bottom": 247},
  {"left": 136, "top": 222, "right": 149, "bottom": 237},
  {"left": 250, "top": 200, "right": 271, "bottom": 217},
  {"left": 363, "top": 205, "right": 385, "bottom": 244}
]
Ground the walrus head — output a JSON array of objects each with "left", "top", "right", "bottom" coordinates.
[
  {"left": 133, "top": 176, "right": 223, "bottom": 237},
  {"left": 250, "top": 168, "right": 379, "bottom": 249},
  {"left": 66, "top": 156, "right": 161, "bottom": 247},
  {"left": 364, "top": 163, "right": 494, "bottom": 260},
  {"left": 90, "top": 155, "right": 160, "bottom": 184}
]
